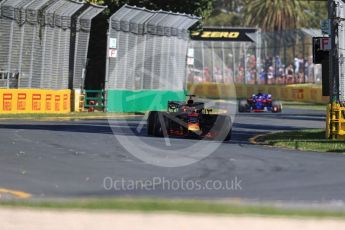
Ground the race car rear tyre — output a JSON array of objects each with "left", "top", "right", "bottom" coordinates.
[
  {"left": 147, "top": 111, "right": 157, "bottom": 135},
  {"left": 152, "top": 111, "right": 167, "bottom": 137},
  {"left": 224, "top": 127, "right": 232, "bottom": 141},
  {"left": 221, "top": 115, "right": 232, "bottom": 141},
  {"left": 271, "top": 101, "right": 282, "bottom": 113},
  {"left": 238, "top": 99, "right": 249, "bottom": 112}
]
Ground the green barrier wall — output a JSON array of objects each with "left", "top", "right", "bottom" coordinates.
[{"left": 106, "top": 90, "right": 186, "bottom": 112}]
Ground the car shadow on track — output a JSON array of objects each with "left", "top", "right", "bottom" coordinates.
[
  {"left": 0, "top": 119, "right": 306, "bottom": 145},
  {"left": 0, "top": 121, "right": 148, "bottom": 137},
  {"left": 0, "top": 121, "right": 242, "bottom": 145}
]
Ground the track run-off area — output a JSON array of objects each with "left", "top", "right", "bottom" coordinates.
[{"left": 1, "top": 105, "right": 345, "bottom": 209}]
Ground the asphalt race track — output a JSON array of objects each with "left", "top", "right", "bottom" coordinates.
[{"left": 2, "top": 107, "right": 345, "bottom": 208}]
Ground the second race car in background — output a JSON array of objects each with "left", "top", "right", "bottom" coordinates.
[{"left": 238, "top": 93, "right": 282, "bottom": 113}]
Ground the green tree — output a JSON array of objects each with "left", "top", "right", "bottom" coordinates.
[
  {"left": 304, "top": 0, "right": 328, "bottom": 28},
  {"left": 213, "top": 0, "right": 243, "bottom": 13},
  {"left": 242, "top": 0, "right": 309, "bottom": 83},
  {"left": 102, "top": 0, "right": 214, "bottom": 18},
  {"left": 243, "top": 0, "right": 308, "bottom": 31},
  {"left": 85, "top": 0, "right": 105, "bottom": 4},
  {"left": 204, "top": 0, "right": 243, "bottom": 26},
  {"left": 204, "top": 12, "right": 242, "bottom": 26},
  {"left": 205, "top": 0, "right": 327, "bottom": 28}
]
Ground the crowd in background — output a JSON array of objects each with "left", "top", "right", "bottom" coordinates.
[
  {"left": 256, "top": 55, "right": 322, "bottom": 85},
  {"left": 188, "top": 55, "right": 322, "bottom": 85}
]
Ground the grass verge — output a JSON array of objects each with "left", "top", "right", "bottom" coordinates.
[
  {"left": 1, "top": 198, "right": 345, "bottom": 218},
  {"left": 255, "top": 129, "right": 345, "bottom": 153}
]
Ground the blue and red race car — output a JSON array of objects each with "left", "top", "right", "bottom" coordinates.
[{"left": 238, "top": 93, "right": 282, "bottom": 113}]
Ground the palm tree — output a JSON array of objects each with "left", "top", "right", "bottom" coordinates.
[
  {"left": 243, "top": 0, "right": 308, "bottom": 32},
  {"left": 243, "top": 0, "right": 309, "bottom": 83}
]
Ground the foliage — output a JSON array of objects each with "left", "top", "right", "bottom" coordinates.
[
  {"left": 304, "top": 0, "right": 328, "bottom": 28},
  {"left": 93, "top": 0, "right": 215, "bottom": 18},
  {"left": 85, "top": 0, "right": 105, "bottom": 4},
  {"left": 242, "top": 0, "right": 308, "bottom": 32},
  {"left": 204, "top": 12, "right": 242, "bottom": 26},
  {"left": 207, "top": 0, "right": 328, "bottom": 30}
]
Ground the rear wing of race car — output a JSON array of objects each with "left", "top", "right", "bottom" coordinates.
[
  {"left": 168, "top": 100, "right": 206, "bottom": 113},
  {"left": 168, "top": 101, "right": 185, "bottom": 112}
]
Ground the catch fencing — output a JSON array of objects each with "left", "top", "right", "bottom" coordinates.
[
  {"left": 0, "top": 0, "right": 105, "bottom": 90},
  {"left": 188, "top": 28, "right": 260, "bottom": 85},
  {"left": 106, "top": 5, "right": 199, "bottom": 112},
  {"left": 188, "top": 28, "right": 323, "bottom": 85}
]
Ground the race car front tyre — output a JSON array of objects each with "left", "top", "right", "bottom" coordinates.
[
  {"left": 271, "top": 101, "right": 282, "bottom": 113},
  {"left": 221, "top": 115, "right": 232, "bottom": 141},
  {"left": 212, "top": 115, "right": 232, "bottom": 141},
  {"left": 238, "top": 99, "right": 249, "bottom": 112}
]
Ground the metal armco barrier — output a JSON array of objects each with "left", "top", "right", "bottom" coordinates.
[
  {"left": 188, "top": 83, "right": 329, "bottom": 104},
  {"left": 0, "top": 89, "right": 70, "bottom": 113},
  {"left": 0, "top": 0, "right": 105, "bottom": 90}
]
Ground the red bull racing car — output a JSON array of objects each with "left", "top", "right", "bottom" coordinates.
[
  {"left": 147, "top": 95, "right": 232, "bottom": 141},
  {"left": 238, "top": 93, "right": 282, "bottom": 113}
]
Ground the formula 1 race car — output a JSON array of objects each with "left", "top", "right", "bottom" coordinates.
[
  {"left": 238, "top": 93, "right": 282, "bottom": 113},
  {"left": 147, "top": 95, "right": 232, "bottom": 141}
]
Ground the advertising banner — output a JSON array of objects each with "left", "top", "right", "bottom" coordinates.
[{"left": 0, "top": 89, "right": 71, "bottom": 114}]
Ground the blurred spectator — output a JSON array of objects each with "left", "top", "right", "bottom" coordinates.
[
  {"left": 306, "top": 56, "right": 314, "bottom": 83},
  {"left": 204, "top": 67, "right": 211, "bottom": 82},
  {"left": 277, "top": 66, "right": 285, "bottom": 84},
  {"left": 186, "top": 53, "right": 323, "bottom": 86},
  {"left": 264, "top": 57, "right": 272, "bottom": 84},
  {"left": 286, "top": 64, "right": 294, "bottom": 84},
  {"left": 214, "top": 67, "right": 223, "bottom": 83},
  {"left": 315, "top": 64, "right": 322, "bottom": 83},
  {"left": 237, "top": 66, "right": 245, "bottom": 83},
  {"left": 259, "top": 69, "right": 265, "bottom": 84},
  {"left": 274, "top": 55, "right": 281, "bottom": 78},
  {"left": 224, "top": 67, "right": 233, "bottom": 83},
  {"left": 294, "top": 57, "right": 301, "bottom": 74},
  {"left": 267, "top": 66, "right": 274, "bottom": 84}
]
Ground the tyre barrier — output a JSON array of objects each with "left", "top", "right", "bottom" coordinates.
[{"left": 0, "top": 89, "right": 71, "bottom": 114}]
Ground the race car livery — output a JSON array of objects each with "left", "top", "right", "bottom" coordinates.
[
  {"left": 238, "top": 93, "right": 282, "bottom": 113},
  {"left": 147, "top": 95, "right": 232, "bottom": 141}
]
